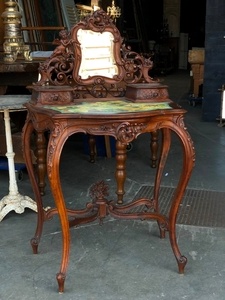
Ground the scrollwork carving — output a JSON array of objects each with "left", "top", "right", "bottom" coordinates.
[
  {"left": 35, "top": 30, "right": 75, "bottom": 87},
  {"left": 116, "top": 122, "right": 147, "bottom": 144},
  {"left": 31, "top": 9, "right": 156, "bottom": 101},
  {"left": 175, "top": 115, "right": 196, "bottom": 162},
  {"left": 82, "top": 9, "right": 115, "bottom": 31},
  {"left": 85, "top": 122, "right": 146, "bottom": 144},
  {"left": 47, "top": 122, "right": 65, "bottom": 174},
  {"left": 121, "top": 44, "right": 155, "bottom": 84}
]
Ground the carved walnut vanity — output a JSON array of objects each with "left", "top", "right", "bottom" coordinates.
[{"left": 22, "top": 10, "right": 195, "bottom": 293}]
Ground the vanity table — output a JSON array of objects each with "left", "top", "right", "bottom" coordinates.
[
  {"left": 22, "top": 10, "right": 195, "bottom": 293},
  {"left": 23, "top": 98, "right": 195, "bottom": 293}
]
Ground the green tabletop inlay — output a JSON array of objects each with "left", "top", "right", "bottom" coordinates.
[{"left": 43, "top": 100, "right": 172, "bottom": 115}]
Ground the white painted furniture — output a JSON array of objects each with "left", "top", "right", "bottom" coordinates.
[{"left": 0, "top": 95, "right": 37, "bottom": 222}]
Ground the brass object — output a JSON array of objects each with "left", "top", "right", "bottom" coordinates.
[
  {"left": 107, "top": 0, "right": 121, "bottom": 23},
  {"left": 1, "top": 0, "right": 32, "bottom": 63},
  {"left": 75, "top": 4, "right": 93, "bottom": 21}
]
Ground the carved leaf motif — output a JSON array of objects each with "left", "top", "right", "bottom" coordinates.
[
  {"left": 47, "top": 122, "right": 64, "bottom": 173},
  {"left": 116, "top": 122, "right": 147, "bottom": 143},
  {"left": 90, "top": 180, "right": 109, "bottom": 201}
]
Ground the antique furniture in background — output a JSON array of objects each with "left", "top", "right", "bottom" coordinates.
[
  {"left": 0, "top": 57, "right": 41, "bottom": 168},
  {"left": 23, "top": 10, "right": 195, "bottom": 293},
  {"left": 0, "top": 95, "right": 37, "bottom": 221},
  {"left": 0, "top": 59, "right": 39, "bottom": 94},
  {"left": 188, "top": 48, "right": 205, "bottom": 98},
  {"left": 1, "top": 0, "right": 32, "bottom": 62}
]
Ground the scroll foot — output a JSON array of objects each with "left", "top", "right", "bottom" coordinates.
[
  {"left": 177, "top": 255, "right": 187, "bottom": 274},
  {"left": 56, "top": 272, "right": 66, "bottom": 293},
  {"left": 30, "top": 237, "right": 39, "bottom": 254}
]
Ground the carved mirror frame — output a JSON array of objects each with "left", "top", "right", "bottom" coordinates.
[
  {"left": 71, "top": 10, "right": 125, "bottom": 85},
  {"left": 30, "top": 9, "right": 157, "bottom": 104}
]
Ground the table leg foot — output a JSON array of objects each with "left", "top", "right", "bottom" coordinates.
[
  {"left": 177, "top": 255, "right": 187, "bottom": 274},
  {"left": 157, "top": 221, "right": 167, "bottom": 239},
  {"left": 0, "top": 193, "right": 37, "bottom": 221},
  {"left": 56, "top": 272, "right": 66, "bottom": 293},
  {"left": 30, "top": 237, "right": 39, "bottom": 254}
]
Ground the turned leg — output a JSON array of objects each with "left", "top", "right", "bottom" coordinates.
[
  {"left": 115, "top": 140, "right": 127, "bottom": 204},
  {"left": 35, "top": 131, "right": 47, "bottom": 195},
  {"left": 88, "top": 134, "right": 96, "bottom": 163},
  {"left": 150, "top": 130, "right": 159, "bottom": 168},
  {"left": 22, "top": 120, "right": 45, "bottom": 254}
]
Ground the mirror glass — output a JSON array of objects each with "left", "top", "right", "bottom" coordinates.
[{"left": 77, "top": 29, "right": 118, "bottom": 79}]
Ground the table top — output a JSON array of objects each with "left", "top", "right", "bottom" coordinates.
[
  {"left": 43, "top": 100, "right": 172, "bottom": 115},
  {"left": 0, "top": 95, "right": 31, "bottom": 111},
  {"left": 28, "top": 99, "right": 184, "bottom": 120}
]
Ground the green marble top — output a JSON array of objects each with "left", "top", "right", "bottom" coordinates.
[{"left": 43, "top": 100, "right": 172, "bottom": 115}]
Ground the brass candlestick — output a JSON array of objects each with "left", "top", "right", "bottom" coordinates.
[{"left": 1, "top": 0, "right": 32, "bottom": 63}]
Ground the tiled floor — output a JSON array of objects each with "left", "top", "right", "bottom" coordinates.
[{"left": 1, "top": 70, "right": 225, "bottom": 300}]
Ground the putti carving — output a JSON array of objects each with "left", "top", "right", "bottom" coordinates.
[
  {"left": 116, "top": 122, "right": 147, "bottom": 143},
  {"left": 35, "top": 29, "right": 75, "bottom": 86}
]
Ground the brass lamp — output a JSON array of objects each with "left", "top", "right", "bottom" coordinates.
[
  {"left": 107, "top": 0, "right": 121, "bottom": 23},
  {"left": 1, "top": 0, "right": 32, "bottom": 63}
]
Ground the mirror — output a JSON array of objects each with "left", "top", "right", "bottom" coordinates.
[
  {"left": 72, "top": 10, "right": 125, "bottom": 85},
  {"left": 31, "top": 9, "right": 155, "bottom": 98},
  {"left": 77, "top": 29, "right": 118, "bottom": 79}
]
